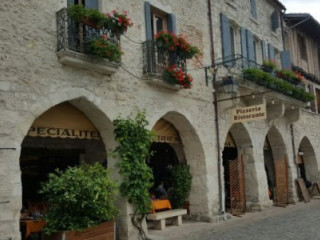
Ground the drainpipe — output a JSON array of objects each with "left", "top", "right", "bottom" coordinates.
[
  {"left": 208, "top": 0, "right": 224, "bottom": 214},
  {"left": 280, "top": 9, "right": 286, "bottom": 50}
]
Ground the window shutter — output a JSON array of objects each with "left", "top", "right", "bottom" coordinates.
[
  {"left": 250, "top": 0, "right": 257, "bottom": 19},
  {"left": 220, "top": 13, "right": 232, "bottom": 66},
  {"left": 281, "top": 50, "right": 292, "bottom": 70},
  {"left": 168, "top": 14, "right": 177, "bottom": 34},
  {"left": 261, "top": 40, "right": 267, "bottom": 60},
  {"left": 271, "top": 11, "right": 280, "bottom": 31},
  {"left": 85, "top": 0, "right": 99, "bottom": 9},
  {"left": 67, "top": 0, "right": 75, "bottom": 7},
  {"left": 268, "top": 43, "right": 275, "bottom": 60},
  {"left": 240, "top": 27, "right": 247, "bottom": 59},
  {"left": 246, "top": 30, "right": 255, "bottom": 62},
  {"left": 145, "top": 1, "right": 152, "bottom": 40}
]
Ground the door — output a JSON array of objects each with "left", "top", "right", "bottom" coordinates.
[
  {"left": 229, "top": 154, "right": 246, "bottom": 216},
  {"left": 274, "top": 155, "right": 289, "bottom": 206}
]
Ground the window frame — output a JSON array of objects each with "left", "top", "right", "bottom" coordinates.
[{"left": 298, "top": 34, "right": 308, "bottom": 61}]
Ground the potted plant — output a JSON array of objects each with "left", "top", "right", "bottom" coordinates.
[
  {"left": 163, "top": 65, "right": 193, "bottom": 89},
  {"left": 90, "top": 35, "right": 123, "bottom": 62},
  {"left": 262, "top": 60, "right": 278, "bottom": 73},
  {"left": 154, "top": 31, "right": 200, "bottom": 59},
  {"left": 168, "top": 164, "right": 192, "bottom": 209},
  {"left": 40, "top": 163, "right": 118, "bottom": 240},
  {"left": 105, "top": 10, "right": 134, "bottom": 37}
]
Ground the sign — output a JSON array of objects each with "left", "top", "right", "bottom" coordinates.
[
  {"left": 153, "top": 119, "right": 181, "bottom": 144},
  {"left": 28, "top": 127, "right": 100, "bottom": 140},
  {"left": 27, "top": 102, "right": 101, "bottom": 140},
  {"left": 232, "top": 104, "right": 266, "bottom": 123}
]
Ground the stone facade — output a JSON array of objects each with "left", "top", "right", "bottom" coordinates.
[{"left": 1, "top": 0, "right": 320, "bottom": 240}]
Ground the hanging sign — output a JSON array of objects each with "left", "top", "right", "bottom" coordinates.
[{"left": 232, "top": 104, "right": 266, "bottom": 123}]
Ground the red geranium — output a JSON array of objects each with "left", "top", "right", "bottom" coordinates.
[{"left": 163, "top": 65, "right": 193, "bottom": 89}]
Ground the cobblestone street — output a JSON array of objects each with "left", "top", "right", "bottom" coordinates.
[{"left": 149, "top": 198, "right": 320, "bottom": 240}]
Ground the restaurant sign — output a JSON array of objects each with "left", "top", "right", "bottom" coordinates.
[
  {"left": 28, "top": 127, "right": 100, "bottom": 140},
  {"left": 232, "top": 104, "right": 266, "bottom": 123}
]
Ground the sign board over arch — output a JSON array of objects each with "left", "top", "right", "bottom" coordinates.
[
  {"left": 152, "top": 119, "right": 181, "bottom": 144},
  {"left": 27, "top": 102, "right": 100, "bottom": 140}
]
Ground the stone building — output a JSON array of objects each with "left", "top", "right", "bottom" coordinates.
[{"left": 1, "top": 0, "right": 320, "bottom": 240}]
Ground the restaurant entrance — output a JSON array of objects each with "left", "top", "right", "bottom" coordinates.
[{"left": 19, "top": 102, "right": 107, "bottom": 239}]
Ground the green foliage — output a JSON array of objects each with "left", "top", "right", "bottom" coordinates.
[
  {"left": 169, "top": 164, "right": 192, "bottom": 208},
  {"left": 262, "top": 60, "right": 278, "bottom": 71},
  {"left": 113, "top": 111, "right": 155, "bottom": 214},
  {"left": 39, "top": 163, "right": 118, "bottom": 235},
  {"left": 276, "top": 69, "right": 303, "bottom": 85},
  {"left": 67, "top": 5, "right": 87, "bottom": 22},
  {"left": 243, "top": 68, "right": 314, "bottom": 102},
  {"left": 90, "top": 36, "right": 122, "bottom": 62}
]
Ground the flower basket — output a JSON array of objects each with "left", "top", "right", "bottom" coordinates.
[
  {"left": 90, "top": 35, "right": 122, "bottom": 62},
  {"left": 155, "top": 31, "right": 200, "bottom": 59},
  {"left": 163, "top": 65, "right": 193, "bottom": 89},
  {"left": 82, "top": 17, "right": 100, "bottom": 29}
]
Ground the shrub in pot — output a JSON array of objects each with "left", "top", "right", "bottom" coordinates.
[
  {"left": 168, "top": 164, "right": 192, "bottom": 209},
  {"left": 39, "top": 163, "right": 118, "bottom": 239}
]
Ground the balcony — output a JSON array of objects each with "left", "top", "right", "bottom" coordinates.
[
  {"left": 56, "top": 8, "right": 120, "bottom": 75},
  {"left": 215, "top": 55, "right": 313, "bottom": 105},
  {"left": 142, "top": 40, "right": 188, "bottom": 89}
]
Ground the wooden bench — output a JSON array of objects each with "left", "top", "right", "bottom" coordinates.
[{"left": 147, "top": 209, "right": 187, "bottom": 230}]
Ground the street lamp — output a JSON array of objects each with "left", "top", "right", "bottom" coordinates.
[{"left": 222, "top": 76, "right": 239, "bottom": 94}]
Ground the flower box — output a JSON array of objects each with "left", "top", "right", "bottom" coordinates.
[{"left": 44, "top": 221, "right": 115, "bottom": 240}]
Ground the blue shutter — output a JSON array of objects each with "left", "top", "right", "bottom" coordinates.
[
  {"left": 268, "top": 44, "right": 275, "bottom": 60},
  {"left": 168, "top": 14, "right": 177, "bottom": 34},
  {"left": 271, "top": 11, "right": 280, "bottom": 31},
  {"left": 145, "top": 1, "right": 152, "bottom": 40},
  {"left": 250, "top": 0, "right": 257, "bottom": 19},
  {"left": 246, "top": 30, "right": 255, "bottom": 62},
  {"left": 240, "top": 27, "right": 247, "bottom": 59},
  {"left": 220, "top": 13, "right": 232, "bottom": 66},
  {"left": 261, "top": 40, "right": 267, "bottom": 60},
  {"left": 67, "top": 0, "right": 75, "bottom": 7},
  {"left": 281, "top": 50, "right": 292, "bottom": 70},
  {"left": 85, "top": 0, "right": 99, "bottom": 9}
]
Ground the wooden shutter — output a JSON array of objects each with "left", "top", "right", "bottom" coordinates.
[
  {"left": 274, "top": 156, "right": 289, "bottom": 207},
  {"left": 271, "top": 11, "right": 280, "bottom": 31},
  {"left": 281, "top": 50, "right": 292, "bottom": 70},
  {"left": 250, "top": 0, "right": 257, "bottom": 19},
  {"left": 261, "top": 40, "right": 267, "bottom": 60},
  {"left": 85, "top": 0, "right": 99, "bottom": 9},
  {"left": 220, "top": 13, "right": 232, "bottom": 67},
  {"left": 145, "top": 1, "right": 152, "bottom": 40},
  {"left": 309, "top": 85, "right": 316, "bottom": 112},
  {"left": 246, "top": 30, "right": 255, "bottom": 64},
  {"left": 268, "top": 43, "right": 275, "bottom": 60},
  {"left": 167, "top": 14, "right": 177, "bottom": 34},
  {"left": 229, "top": 154, "right": 246, "bottom": 216}
]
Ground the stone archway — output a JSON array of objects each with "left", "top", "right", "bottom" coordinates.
[
  {"left": 265, "top": 126, "right": 289, "bottom": 206},
  {"left": 223, "top": 123, "right": 258, "bottom": 214},
  {"left": 149, "top": 111, "right": 207, "bottom": 217},
  {"left": 297, "top": 137, "right": 318, "bottom": 183}
]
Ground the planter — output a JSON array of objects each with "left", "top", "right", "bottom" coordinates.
[
  {"left": 82, "top": 17, "right": 100, "bottom": 29},
  {"left": 45, "top": 221, "right": 114, "bottom": 240}
]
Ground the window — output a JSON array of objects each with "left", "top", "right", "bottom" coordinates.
[
  {"left": 151, "top": 8, "right": 168, "bottom": 36},
  {"left": 250, "top": 0, "right": 257, "bottom": 19},
  {"left": 298, "top": 34, "right": 307, "bottom": 61},
  {"left": 253, "top": 40, "right": 257, "bottom": 62},
  {"left": 67, "top": 0, "right": 98, "bottom": 9},
  {"left": 145, "top": 2, "right": 176, "bottom": 40},
  {"left": 230, "top": 26, "right": 235, "bottom": 56}
]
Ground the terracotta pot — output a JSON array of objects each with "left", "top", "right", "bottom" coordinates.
[
  {"left": 82, "top": 17, "right": 100, "bottom": 30},
  {"left": 44, "top": 221, "right": 114, "bottom": 240}
]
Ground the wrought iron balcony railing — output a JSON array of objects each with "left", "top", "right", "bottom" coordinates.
[
  {"left": 56, "top": 8, "right": 120, "bottom": 56},
  {"left": 214, "top": 54, "right": 313, "bottom": 103},
  {"left": 143, "top": 40, "right": 187, "bottom": 75}
]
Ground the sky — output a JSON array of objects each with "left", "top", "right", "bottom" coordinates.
[{"left": 280, "top": 0, "right": 320, "bottom": 23}]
